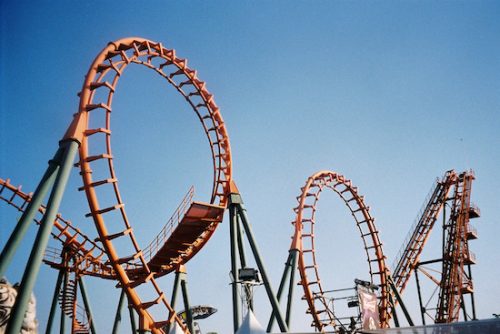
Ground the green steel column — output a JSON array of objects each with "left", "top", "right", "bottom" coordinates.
[
  {"left": 388, "top": 291, "right": 399, "bottom": 328},
  {"left": 6, "top": 140, "right": 78, "bottom": 334},
  {"left": 180, "top": 274, "right": 194, "bottom": 334},
  {"left": 461, "top": 296, "right": 468, "bottom": 321},
  {"left": 388, "top": 277, "right": 413, "bottom": 326},
  {"left": 235, "top": 201, "right": 288, "bottom": 332},
  {"left": 112, "top": 290, "right": 126, "bottom": 334},
  {"left": 171, "top": 272, "right": 181, "bottom": 309},
  {"left": 267, "top": 250, "right": 293, "bottom": 331},
  {"left": 236, "top": 216, "right": 247, "bottom": 268},
  {"left": 467, "top": 264, "right": 477, "bottom": 320},
  {"left": 112, "top": 291, "right": 126, "bottom": 334},
  {"left": 285, "top": 250, "right": 298, "bottom": 326},
  {"left": 71, "top": 278, "right": 80, "bottom": 334},
  {"left": 0, "top": 148, "right": 62, "bottom": 278},
  {"left": 60, "top": 269, "right": 69, "bottom": 334},
  {"left": 45, "top": 267, "right": 65, "bottom": 334},
  {"left": 236, "top": 216, "right": 253, "bottom": 311},
  {"left": 128, "top": 296, "right": 137, "bottom": 334},
  {"left": 228, "top": 202, "right": 241, "bottom": 332},
  {"left": 414, "top": 266, "right": 426, "bottom": 325},
  {"left": 166, "top": 269, "right": 183, "bottom": 333},
  {"left": 78, "top": 276, "right": 97, "bottom": 334}
]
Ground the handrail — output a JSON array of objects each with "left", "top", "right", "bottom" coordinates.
[
  {"left": 142, "top": 186, "right": 195, "bottom": 262},
  {"left": 392, "top": 176, "right": 440, "bottom": 270}
]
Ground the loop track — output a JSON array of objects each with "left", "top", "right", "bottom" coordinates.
[
  {"left": 293, "top": 171, "right": 389, "bottom": 331},
  {"left": 66, "top": 37, "right": 232, "bottom": 333}
]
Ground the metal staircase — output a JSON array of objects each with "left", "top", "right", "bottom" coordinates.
[{"left": 59, "top": 278, "right": 90, "bottom": 333}]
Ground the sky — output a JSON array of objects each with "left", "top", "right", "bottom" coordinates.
[{"left": 1, "top": 1, "right": 499, "bottom": 333}]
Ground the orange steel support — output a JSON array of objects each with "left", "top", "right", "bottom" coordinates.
[
  {"left": 392, "top": 170, "right": 479, "bottom": 324},
  {"left": 69, "top": 37, "right": 232, "bottom": 333},
  {"left": 436, "top": 171, "right": 476, "bottom": 323},
  {"left": 293, "top": 171, "right": 390, "bottom": 332},
  {"left": 392, "top": 170, "right": 457, "bottom": 293}
]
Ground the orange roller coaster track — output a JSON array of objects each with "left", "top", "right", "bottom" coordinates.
[
  {"left": 66, "top": 37, "right": 233, "bottom": 333},
  {"left": 291, "top": 171, "right": 389, "bottom": 332}
]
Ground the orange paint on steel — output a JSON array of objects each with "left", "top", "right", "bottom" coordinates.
[
  {"left": 66, "top": 38, "right": 232, "bottom": 333},
  {"left": 292, "top": 171, "right": 389, "bottom": 331},
  {"left": 392, "top": 170, "right": 457, "bottom": 294},
  {"left": 0, "top": 178, "right": 114, "bottom": 278},
  {"left": 436, "top": 171, "right": 475, "bottom": 323},
  {"left": 391, "top": 170, "right": 477, "bottom": 323},
  {"left": 144, "top": 202, "right": 225, "bottom": 275}
]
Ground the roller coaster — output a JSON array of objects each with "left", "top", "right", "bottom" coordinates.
[{"left": 0, "top": 37, "right": 482, "bottom": 334}]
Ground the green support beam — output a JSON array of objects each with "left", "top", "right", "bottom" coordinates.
[
  {"left": 60, "top": 269, "right": 69, "bottom": 334},
  {"left": 0, "top": 148, "right": 62, "bottom": 278},
  {"left": 128, "top": 300, "right": 137, "bottom": 334},
  {"left": 79, "top": 276, "right": 97, "bottom": 334},
  {"left": 388, "top": 275, "right": 414, "bottom": 327},
  {"left": 180, "top": 273, "right": 194, "bottom": 334},
  {"left": 414, "top": 266, "right": 426, "bottom": 325},
  {"left": 285, "top": 250, "right": 298, "bottom": 326},
  {"left": 166, "top": 267, "right": 184, "bottom": 333},
  {"left": 266, "top": 248, "right": 298, "bottom": 331},
  {"left": 6, "top": 140, "right": 78, "bottom": 334},
  {"left": 112, "top": 290, "right": 126, "bottom": 334},
  {"left": 228, "top": 203, "right": 241, "bottom": 332},
  {"left": 229, "top": 190, "right": 289, "bottom": 332},
  {"left": 45, "top": 266, "right": 65, "bottom": 334}
]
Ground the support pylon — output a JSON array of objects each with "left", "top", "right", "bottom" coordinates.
[
  {"left": 4, "top": 139, "right": 79, "bottom": 334},
  {"left": 267, "top": 231, "right": 300, "bottom": 331},
  {"left": 228, "top": 181, "right": 288, "bottom": 333}
]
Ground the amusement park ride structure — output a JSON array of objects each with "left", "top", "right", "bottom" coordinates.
[
  {"left": 267, "top": 171, "right": 391, "bottom": 333},
  {"left": 391, "top": 169, "right": 480, "bottom": 324},
  {"left": 0, "top": 37, "right": 481, "bottom": 334}
]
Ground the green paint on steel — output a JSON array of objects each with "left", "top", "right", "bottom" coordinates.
[
  {"left": 79, "top": 276, "right": 98, "bottom": 334},
  {"left": 45, "top": 267, "right": 65, "bottom": 334},
  {"left": 234, "top": 198, "right": 289, "bottom": 332},
  {"left": 6, "top": 141, "right": 78, "bottom": 334},
  {"left": 0, "top": 148, "right": 62, "bottom": 278},
  {"left": 112, "top": 290, "right": 126, "bottom": 334}
]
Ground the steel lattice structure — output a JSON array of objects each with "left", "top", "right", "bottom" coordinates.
[{"left": 392, "top": 170, "right": 479, "bottom": 324}]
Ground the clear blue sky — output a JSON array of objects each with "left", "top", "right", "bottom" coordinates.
[{"left": 1, "top": 1, "right": 499, "bottom": 333}]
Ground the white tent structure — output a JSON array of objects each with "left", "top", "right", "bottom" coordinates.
[
  {"left": 235, "top": 310, "right": 266, "bottom": 334},
  {"left": 168, "top": 322, "right": 185, "bottom": 334}
]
